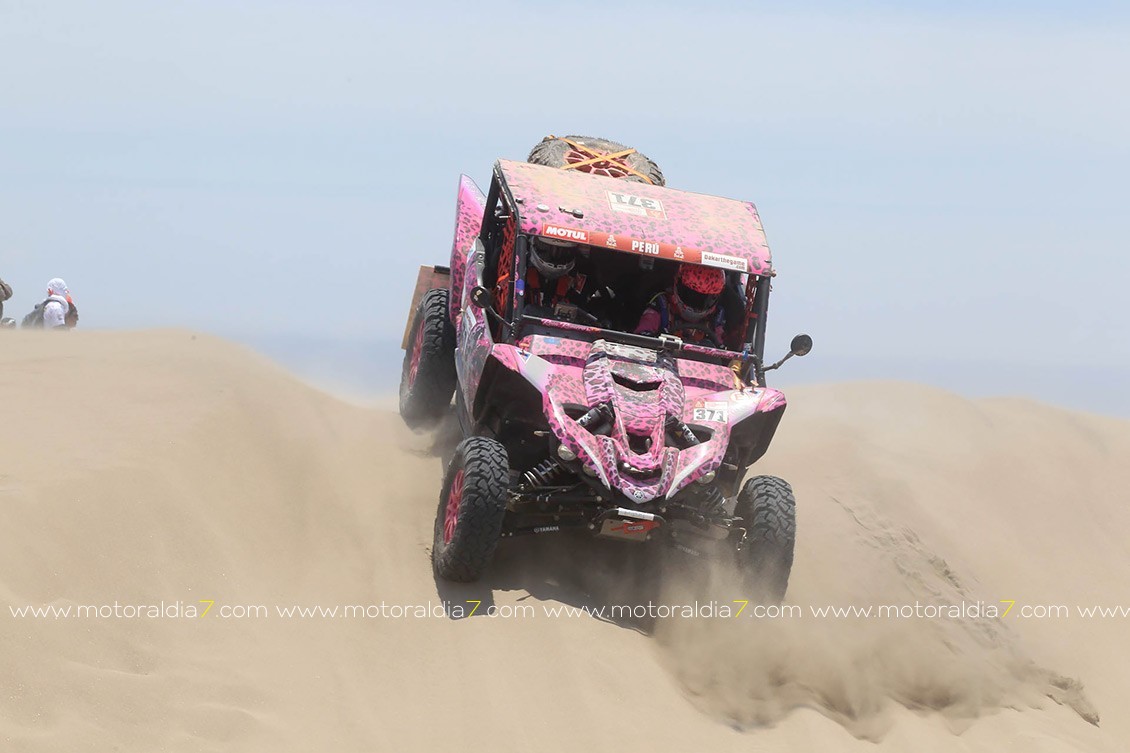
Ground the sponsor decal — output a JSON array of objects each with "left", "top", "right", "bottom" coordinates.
[
  {"left": 587, "top": 231, "right": 702, "bottom": 264},
  {"left": 630, "top": 239, "right": 662, "bottom": 256},
  {"left": 606, "top": 191, "right": 667, "bottom": 219},
  {"left": 610, "top": 519, "right": 660, "bottom": 535},
  {"left": 541, "top": 223, "right": 753, "bottom": 274},
  {"left": 700, "top": 251, "right": 749, "bottom": 273},
  {"left": 672, "top": 542, "right": 702, "bottom": 557},
  {"left": 692, "top": 401, "right": 729, "bottom": 422},
  {"left": 541, "top": 224, "right": 589, "bottom": 243}
]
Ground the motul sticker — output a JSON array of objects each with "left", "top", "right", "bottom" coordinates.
[
  {"left": 700, "top": 251, "right": 749, "bottom": 273},
  {"left": 607, "top": 191, "right": 667, "bottom": 219},
  {"left": 542, "top": 224, "right": 589, "bottom": 243}
]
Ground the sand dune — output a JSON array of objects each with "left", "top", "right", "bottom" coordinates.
[{"left": 2, "top": 331, "right": 1128, "bottom": 752}]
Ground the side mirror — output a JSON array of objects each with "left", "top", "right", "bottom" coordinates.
[
  {"left": 761, "top": 333, "right": 814, "bottom": 376},
  {"left": 470, "top": 286, "right": 492, "bottom": 309},
  {"left": 790, "top": 333, "right": 813, "bottom": 357}
]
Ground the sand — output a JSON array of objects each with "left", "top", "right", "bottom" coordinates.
[{"left": 2, "top": 330, "right": 1128, "bottom": 751}]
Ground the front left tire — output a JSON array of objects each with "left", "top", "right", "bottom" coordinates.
[
  {"left": 432, "top": 437, "right": 510, "bottom": 582},
  {"left": 733, "top": 475, "right": 796, "bottom": 603}
]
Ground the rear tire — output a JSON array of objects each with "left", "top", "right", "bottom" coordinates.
[
  {"left": 528, "top": 135, "right": 665, "bottom": 186},
  {"left": 399, "top": 288, "right": 457, "bottom": 429},
  {"left": 733, "top": 475, "right": 796, "bottom": 603},
  {"left": 432, "top": 437, "right": 510, "bottom": 582}
]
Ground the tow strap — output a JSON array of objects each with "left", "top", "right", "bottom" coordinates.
[{"left": 548, "top": 135, "right": 656, "bottom": 185}]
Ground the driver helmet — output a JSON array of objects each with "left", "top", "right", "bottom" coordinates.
[
  {"left": 530, "top": 237, "right": 577, "bottom": 280},
  {"left": 672, "top": 265, "right": 724, "bottom": 322}
]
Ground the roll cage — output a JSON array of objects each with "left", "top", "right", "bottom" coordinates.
[{"left": 476, "top": 163, "right": 775, "bottom": 383}]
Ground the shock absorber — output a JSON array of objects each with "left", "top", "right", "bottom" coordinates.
[
  {"left": 681, "top": 482, "right": 726, "bottom": 517},
  {"left": 696, "top": 484, "right": 727, "bottom": 516},
  {"left": 522, "top": 457, "right": 569, "bottom": 488},
  {"left": 576, "top": 403, "right": 612, "bottom": 432}
]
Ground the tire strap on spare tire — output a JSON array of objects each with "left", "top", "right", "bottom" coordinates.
[{"left": 547, "top": 135, "right": 656, "bottom": 185}]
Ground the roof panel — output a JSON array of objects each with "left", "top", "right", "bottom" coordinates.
[{"left": 497, "top": 159, "right": 772, "bottom": 275}]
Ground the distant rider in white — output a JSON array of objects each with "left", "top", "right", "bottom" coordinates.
[{"left": 42, "top": 278, "right": 72, "bottom": 328}]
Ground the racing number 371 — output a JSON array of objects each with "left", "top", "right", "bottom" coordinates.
[{"left": 692, "top": 407, "right": 727, "bottom": 422}]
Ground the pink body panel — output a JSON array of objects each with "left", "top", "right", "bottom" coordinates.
[
  {"left": 497, "top": 159, "right": 772, "bottom": 276},
  {"left": 456, "top": 259, "right": 495, "bottom": 410},
  {"left": 492, "top": 336, "right": 786, "bottom": 504},
  {"left": 448, "top": 175, "right": 486, "bottom": 323}
]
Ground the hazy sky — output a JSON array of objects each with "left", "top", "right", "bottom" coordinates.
[{"left": 2, "top": 2, "right": 1127, "bottom": 413}]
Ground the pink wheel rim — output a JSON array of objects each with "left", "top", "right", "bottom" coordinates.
[
  {"left": 443, "top": 469, "right": 464, "bottom": 545},
  {"left": 565, "top": 148, "right": 634, "bottom": 180},
  {"left": 407, "top": 322, "right": 424, "bottom": 384}
]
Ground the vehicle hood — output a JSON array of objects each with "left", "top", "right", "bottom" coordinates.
[{"left": 492, "top": 337, "right": 786, "bottom": 504}]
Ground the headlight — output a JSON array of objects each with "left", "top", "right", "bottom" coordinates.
[{"left": 557, "top": 444, "right": 578, "bottom": 462}]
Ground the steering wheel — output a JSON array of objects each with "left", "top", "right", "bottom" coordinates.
[{"left": 679, "top": 322, "right": 724, "bottom": 348}]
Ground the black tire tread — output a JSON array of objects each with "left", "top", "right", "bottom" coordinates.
[
  {"left": 735, "top": 475, "right": 796, "bottom": 602},
  {"left": 432, "top": 437, "right": 510, "bottom": 582},
  {"left": 399, "top": 288, "right": 457, "bottom": 428}
]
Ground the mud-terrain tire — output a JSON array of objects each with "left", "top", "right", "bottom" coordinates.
[
  {"left": 528, "top": 135, "right": 665, "bottom": 186},
  {"left": 432, "top": 437, "right": 510, "bottom": 582},
  {"left": 733, "top": 475, "right": 796, "bottom": 603},
  {"left": 399, "top": 288, "right": 457, "bottom": 429}
]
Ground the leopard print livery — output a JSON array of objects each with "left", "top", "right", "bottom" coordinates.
[
  {"left": 497, "top": 159, "right": 772, "bottom": 276},
  {"left": 494, "top": 217, "right": 517, "bottom": 316},
  {"left": 456, "top": 239, "right": 495, "bottom": 409},
  {"left": 448, "top": 175, "right": 486, "bottom": 323},
  {"left": 492, "top": 336, "right": 788, "bottom": 504}
]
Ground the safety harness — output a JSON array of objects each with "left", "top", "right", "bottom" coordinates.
[
  {"left": 648, "top": 292, "right": 725, "bottom": 343},
  {"left": 526, "top": 269, "right": 586, "bottom": 306}
]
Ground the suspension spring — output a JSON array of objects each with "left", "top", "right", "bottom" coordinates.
[{"left": 523, "top": 457, "right": 569, "bottom": 488}]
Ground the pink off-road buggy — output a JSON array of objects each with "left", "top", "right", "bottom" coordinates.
[{"left": 400, "top": 137, "right": 811, "bottom": 599}]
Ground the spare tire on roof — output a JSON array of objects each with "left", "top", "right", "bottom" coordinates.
[{"left": 527, "top": 135, "right": 665, "bottom": 186}]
